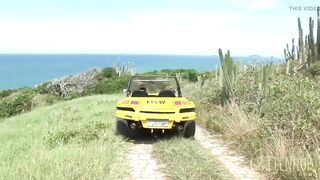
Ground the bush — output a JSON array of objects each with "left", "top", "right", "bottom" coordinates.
[
  {"left": 306, "top": 62, "right": 320, "bottom": 77},
  {"left": 0, "top": 88, "right": 62, "bottom": 119},
  {"left": 0, "top": 89, "right": 36, "bottom": 118},
  {"left": 183, "top": 64, "right": 320, "bottom": 179},
  {"left": 0, "top": 67, "right": 126, "bottom": 119},
  {"left": 44, "top": 106, "right": 109, "bottom": 148},
  {"left": 45, "top": 120, "right": 108, "bottom": 148},
  {"left": 100, "top": 67, "right": 118, "bottom": 78},
  {"left": 182, "top": 78, "right": 223, "bottom": 105},
  {"left": 142, "top": 69, "right": 200, "bottom": 82},
  {"left": 0, "top": 89, "right": 16, "bottom": 99},
  {"left": 196, "top": 67, "right": 320, "bottom": 148},
  {"left": 32, "top": 94, "right": 61, "bottom": 108},
  {"left": 35, "top": 82, "right": 51, "bottom": 94},
  {"left": 85, "top": 76, "right": 129, "bottom": 95}
]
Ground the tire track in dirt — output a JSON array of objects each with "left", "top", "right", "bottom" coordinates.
[
  {"left": 196, "top": 126, "right": 265, "bottom": 180},
  {"left": 127, "top": 138, "right": 165, "bottom": 180}
]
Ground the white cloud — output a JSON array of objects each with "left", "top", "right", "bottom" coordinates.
[
  {"left": 232, "top": 0, "right": 278, "bottom": 10},
  {"left": 249, "top": 0, "right": 276, "bottom": 9},
  {"left": 0, "top": 12, "right": 238, "bottom": 53},
  {"left": 0, "top": 10, "right": 287, "bottom": 56}
]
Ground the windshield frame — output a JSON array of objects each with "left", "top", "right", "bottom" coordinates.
[{"left": 126, "top": 75, "right": 182, "bottom": 97}]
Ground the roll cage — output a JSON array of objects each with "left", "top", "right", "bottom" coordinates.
[{"left": 125, "top": 75, "right": 182, "bottom": 97}]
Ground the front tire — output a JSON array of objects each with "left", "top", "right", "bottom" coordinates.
[{"left": 183, "top": 121, "right": 196, "bottom": 138}]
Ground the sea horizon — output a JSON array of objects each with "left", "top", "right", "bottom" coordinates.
[{"left": 0, "top": 54, "right": 282, "bottom": 90}]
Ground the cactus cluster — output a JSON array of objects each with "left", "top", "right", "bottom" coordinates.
[
  {"left": 113, "top": 60, "right": 135, "bottom": 77},
  {"left": 217, "top": 48, "right": 273, "bottom": 109},
  {"left": 218, "top": 48, "right": 237, "bottom": 104},
  {"left": 284, "top": 8, "right": 320, "bottom": 70}
]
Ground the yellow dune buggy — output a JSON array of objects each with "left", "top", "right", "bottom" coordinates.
[{"left": 115, "top": 75, "right": 196, "bottom": 138}]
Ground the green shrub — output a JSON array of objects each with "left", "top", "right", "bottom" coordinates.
[
  {"left": 183, "top": 63, "right": 320, "bottom": 179},
  {"left": 35, "top": 82, "right": 51, "bottom": 94},
  {"left": 74, "top": 67, "right": 130, "bottom": 95},
  {"left": 184, "top": 69, "right": 198, "bottom": 82},
  {"left": 182, "top": 78, "right": 223, "bottom": 105},
  {"left": 45, "top": 121, "right": 108, "bottom": 148},
  {"left": 78, "top": 121, "right": 108, "bottom": 142},
  {"left": 306, "top": 62, "right": 320, "bottom": 77},
  {"left": 0, "top": 89, "right": 36, "bottom": 118},
  {"left": 45, "top": 128, "right": 79, "bottom": 148},
  {"left": 142, "top": 69, "right": 200, "bottom": 82},
  {"left": 100, "top": 67, "right": 118, "bottom": 78},
  {"left": 85, "top": 76, "right": 129, "bottom": 95},
  {"left": 0, "top": 89, "right": 16, "bottom": 99},
  {"left": 44, "top": 106, "right": 109, "bottom": 148},
  {"left": 197, "top": 68, "right": 320, "bottom": 148}
]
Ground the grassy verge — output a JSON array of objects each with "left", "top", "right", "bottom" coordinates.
[
  {"left": 196, "top": 103, "right": 320, "bottom": 179},
  {"left": 153, "top": 137, "right": 232, "bottom": 180},
  {"left": 182, "top": 64, "right": 320, "bottom": 179},
  {"left": 0, "top": 94, "right": 128, "bottom": 179}
]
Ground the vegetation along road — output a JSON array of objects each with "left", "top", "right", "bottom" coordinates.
[{"left": 0, "top": 94, "right": 266, "bottom": 179}]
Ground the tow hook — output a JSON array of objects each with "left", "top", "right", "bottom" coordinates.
[
  {"left": 130, "top": 123, "right": 137, "bottom": 130},
  {"left": 177, "top": 125, "right": 184, "bottom": 132}
]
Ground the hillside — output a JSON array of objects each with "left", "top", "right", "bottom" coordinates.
[
  {"left": 0, "top": 94, "right": 128, "bottom": 179},
  {"left": 0, "top": 94, "right": 234, "bottom": 180},
  {"left": 2, "top": 54, "right": 320, "bottom": 179}
]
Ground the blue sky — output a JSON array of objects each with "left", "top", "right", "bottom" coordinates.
[{"left": 0, "top": 0, "right": 319, "bottom": 57}]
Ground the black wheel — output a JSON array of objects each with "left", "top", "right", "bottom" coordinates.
[
  {"left": 116, "top": 119, "right": 138, "bottom": 139},
  {"left": 116, "top": 119, "right": 129, "bottom": 137},
  {"left": 183, "top": 121, "right": 196, "bottom": 138}
]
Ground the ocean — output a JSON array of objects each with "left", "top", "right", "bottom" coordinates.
[
  {"left": 0, "top": 54, "right": 221, "bottom": 90},
  {"left": 0, "top": 54, "right": 279, "bottom": 90}
]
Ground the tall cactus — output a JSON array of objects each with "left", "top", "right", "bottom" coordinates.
[
  {"left": 284, "top": 38, "right": 296, "bottom": 61},
  {"left": 258, "top": 64, "right": 271, "bottom": 112},
  {"left": 317, "top": 7, "right": 320, "bottom": 61},
  {"left": 218, "top": 48, "right": 235, "bottom": 104},
  {"left": 291, "top": 38, "right": 296, "bottom": 60},
  {"left": 308, "top": 17, "right": 316, "bottom": 64},
  {"left": 305, "top": 35, "right": 310, "bottom": 68},
  {"left": 287, "top": 9, "right": 320, "bottom": 71},
  {"left": 298, "top": 17, "right": 305, "bottom": 65}
]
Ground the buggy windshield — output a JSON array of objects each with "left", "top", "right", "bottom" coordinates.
[{"left": 126, "top": 76, "right": 182, "bottom": 97}]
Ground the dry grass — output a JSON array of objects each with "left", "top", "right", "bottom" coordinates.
[
  {"left": 196, "top": 102, "right": 320, "bottom": 179},
  {"left": 182, "top": 70, "right": 320, "bottom": 180}
]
